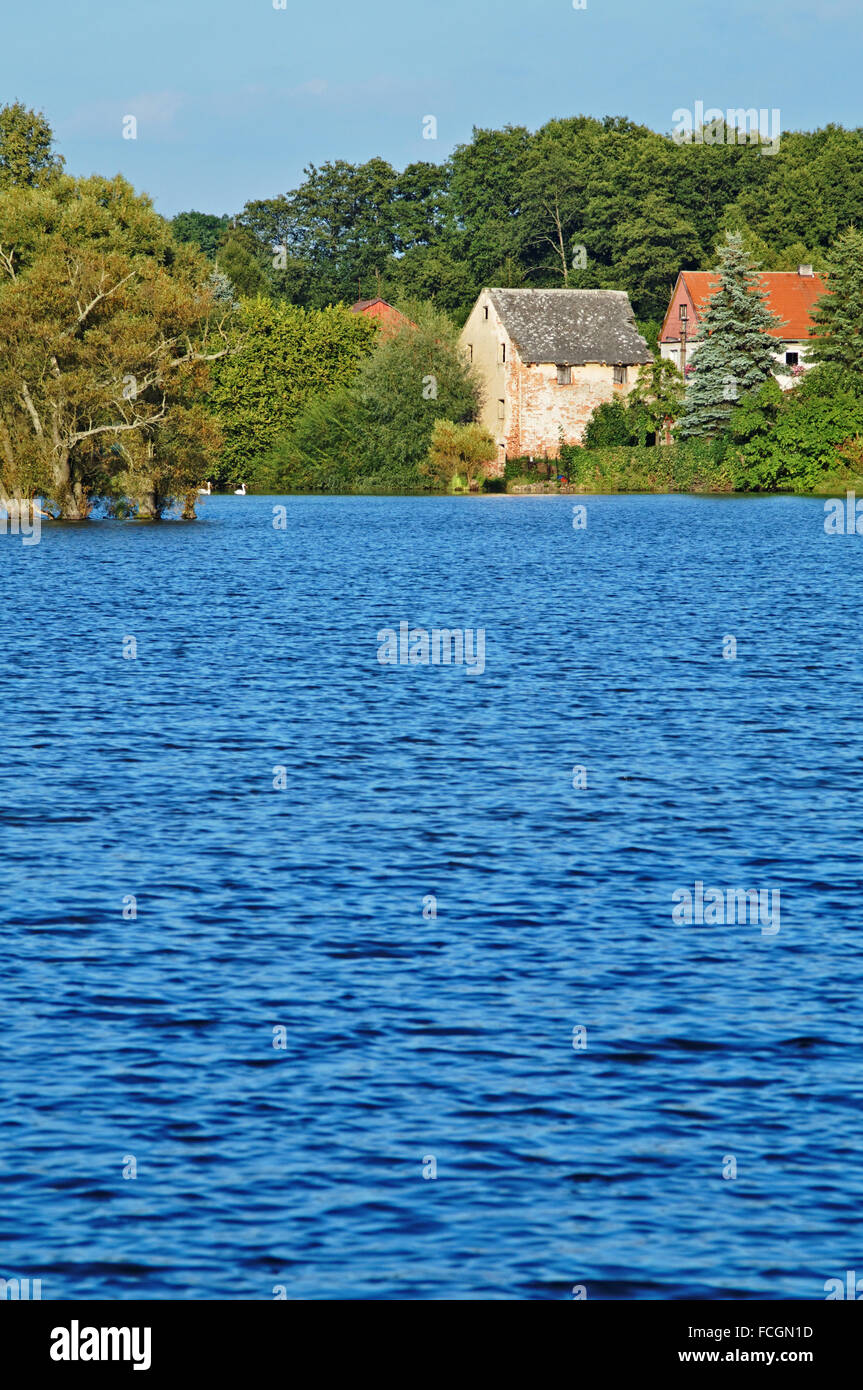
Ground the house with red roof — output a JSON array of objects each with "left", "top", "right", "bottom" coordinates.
[
  {"left": 659, "top": 265, "right": 827, "bottom": 388},
  {"left": 350, "top": 298, "right": 414, "bottom": 338}
]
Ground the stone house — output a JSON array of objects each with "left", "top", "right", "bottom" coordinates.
[
  {"left": 460, "top": 288, "right": 652, "bottom": 466},
  {"left": 659, "top": 267, "right": 827, "bottom": 388}
]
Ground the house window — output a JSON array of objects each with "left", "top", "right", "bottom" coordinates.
[
  {"left": 484, "top": 306, "right": 489, "bottom": 320},
  {"left": 497, "top": 399, "right": 505, "bottom": 419},
  {"left": 613, "top": 365, "right": 627, "bottom": 384},
  {"left": 498, "top": 342, "right": 506, "bottom": 363},
  {"left": 679, "top": 303, "right": 688, "bottom": 321},
  {"left": 785, "top": 351, "right": 799, "bottom": 366},
  {"left": 467, "top": 344, "right": 473, "bottom": 362},
  {"left": 556, "top": 365, "right": 572, "bottom": 385}
]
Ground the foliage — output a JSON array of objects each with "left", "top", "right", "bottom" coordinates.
[
  {"left": 559, "top": 441, "right": 734, "bottom": 492},
  {"left": 810, "top": 224, "right": 863, "bottom": 375},
  {"left": 0, "top": 164, "right": 228, "bottom": 518},
  {"left": 627, "top": 357, "right": 686, "bottom": 442},
  {"left": 582, "top": 359, "right": 684, "bottom": 447},
  {"left": 171, "top": 210, "right": 230, "bottom": 260},
  {"left": 677, "top": 232, "right": 781, "bottom": 438},
  {"left": 583, "top": 399, "right": 638, "bottom": 448},
  {"left": 424, "top": 419, "right": 497, "bottom": 489},
  {"left": 209, "top": 298, "right": 378, "bottom": 480},
  {"left": 727, "top": 373, "right": 863, "bottom": 490},
  {"left": 220, "top": 117, "right": 863, "bottom": 325},
  {"left": 263, "top": 305, "right": 483, "bottom": 492},
  {"left": 217, "top": 226, "right": 272, "bottom": 298},
  {"left": 0, "top": 101, "right": 63, "bottom": 189}
]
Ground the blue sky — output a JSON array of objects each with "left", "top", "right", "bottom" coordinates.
[{"left": 4, "top": 0, "right": 861, "bottom": 218}]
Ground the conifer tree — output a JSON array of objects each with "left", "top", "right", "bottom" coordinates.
[
  {"left": 810, "top": 225, "right": 863, "bottom": 376},
  {"left": 677, "top": 232, "right": 782, "bottom": 438}
]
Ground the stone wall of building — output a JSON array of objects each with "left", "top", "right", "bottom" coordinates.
[
  {"left": 504, "top": 359, "right": 632, "bottom": 457},
  {"left": 460, "top": 288, "right": 641, "bottom": 463}
]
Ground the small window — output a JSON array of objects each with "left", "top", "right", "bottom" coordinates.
[
  {"left": 613, "top": 365, "right": 627, "bottom": 384},
  {"left": 467, "top": 344, "right": 473, "bottom": 362},
  {"left": 497, "top": 399, "right": 505, "bottom": 419},
  {"left": 556, "top": 364, "right": 572, "bottom": 385},
  {"left": 679, "top": 303, "right": 688, "bottom": 321},
  {"left": 498, "top": 342, "right": 506, "bottom": 363},
  {"left": 785, "top": 351, "right": 799, "bottom": 366},
  {"left": 484, "top": 306, "right": 489, "bottom": 320}
]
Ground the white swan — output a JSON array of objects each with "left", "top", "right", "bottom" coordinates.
[
  {"left": 198, "top": 480, "right": 211, "bottom": 495},
  {"left": 234, "top": 482, "right": 246, "bottom": 495}
]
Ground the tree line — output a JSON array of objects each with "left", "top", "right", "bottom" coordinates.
[
  {"left": 172, "top": 115, "right": 863, "bottom": 328},
  {"left": 4, "top": 100, "right": 863, "bottom": 516}
]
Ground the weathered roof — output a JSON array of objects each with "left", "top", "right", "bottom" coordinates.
[{"left": 487, "top": 288, "right": 652, "bottom": 366}]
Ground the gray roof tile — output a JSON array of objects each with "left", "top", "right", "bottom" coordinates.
[{"left": 487, "top": 288, "right": 652, "bottom": 366}]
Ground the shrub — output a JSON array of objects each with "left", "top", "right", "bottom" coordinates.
[{"left": 424, "top": 419, "right": 497, "bottom": 489}]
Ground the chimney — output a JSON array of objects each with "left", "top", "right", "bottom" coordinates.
[{"left": 798, "top": 264, "right": 814, "bottom": 277}]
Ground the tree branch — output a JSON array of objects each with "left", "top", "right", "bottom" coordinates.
[
  {"left": 69, "top": 398, "right": 168, "bottom": 445},
  {"left": 64, "top": 270, "right": 138, "bottom": 336},
  {"left": 19, "top": 381, "right": 43, "bottom": 436}
]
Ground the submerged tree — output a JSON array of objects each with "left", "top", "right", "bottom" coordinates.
[
  {"left": 677, "top": 232, "right": 782, "bottom": 438},
  {"left": 0, "top": 169, "right": 231, "bottom": 517}
]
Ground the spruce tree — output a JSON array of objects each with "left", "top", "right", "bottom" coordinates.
[
  {"left": 810, "top": 225, "right": 863, "bottom": 376},
  {"left": 677, "top": 232, "right": 782, "bottom": 438}
]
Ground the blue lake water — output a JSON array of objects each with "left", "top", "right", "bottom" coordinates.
[{"left": 2, "top": 492, "right": 862, "bottom": 1300}]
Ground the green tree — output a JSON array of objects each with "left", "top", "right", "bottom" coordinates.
[
  {"left": 271, "top": 305, "right": 482, "bottom": 491},
  {"left": 810, "top": 225, "right": 863, "bottom": 375},
  {"left": 449, "top": 125, "right": 531, "bottom": 288},
  {"left": 348, "top": 304, "right": 481, "bottom": 486},
  {"left": 0, "top": 102, "right": 63, "bottom": 189},
  {"left": 678, "top": 232, "right": 782, "bottom": 438},
  {"left": 612, "top": 193, "right": 703, "bottom": 319},
  {"left": 217, "top": 224, "right": 271, "bottom": 298},
  {"left": 424, "top": 419, "right": 497, "bottom": 489},
  {"left": 171, "top": 210, "right": 230, "bottom": 260},
  {"left": 627, "top": 357, "right": 685, "bottom": 442},
  {"left": 240, "top": 159, "right": 399, "bottom": 306},
  {"left": 390, "top": 245, "right": 476, "bottom": 314},
  {"left": 728, "top": 375, "right": 863, "bottom": 491},
  {"left": 520, "top": 130, "right": 585, "bottom": 286},
  {"left": 583, "top": 399, "right": 637, "bottom": 448},
  {"left": 209, "top": 298, "right": 377, "bottom": 478},
  {"left": 0, "top": 173, "right": 229, "bottom": 518}
]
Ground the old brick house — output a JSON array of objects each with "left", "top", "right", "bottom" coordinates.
[
  {"left": 659, "top": 267, "right": 826, "bottom": 387},
  {"left": 350, "top": 298, "right": 414, "bottom": 337},
  {"left": 460, "top": 288, "right": 652, "bottom": 465}
]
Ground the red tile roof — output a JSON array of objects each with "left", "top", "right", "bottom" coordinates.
[{"left": 662, "top": 270, "right": 827, "bottom": 342}]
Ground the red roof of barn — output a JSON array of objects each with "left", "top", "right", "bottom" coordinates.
[{"left": 660, "top": 270, "right": 827, "bottom": 343}]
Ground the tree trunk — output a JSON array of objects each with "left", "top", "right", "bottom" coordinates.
[
  {"left": 138, "top": 488, "right": 160, "bottom": 520},
  {"left": 52, "top": 450, "right": 89, "bottom": 519}
]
